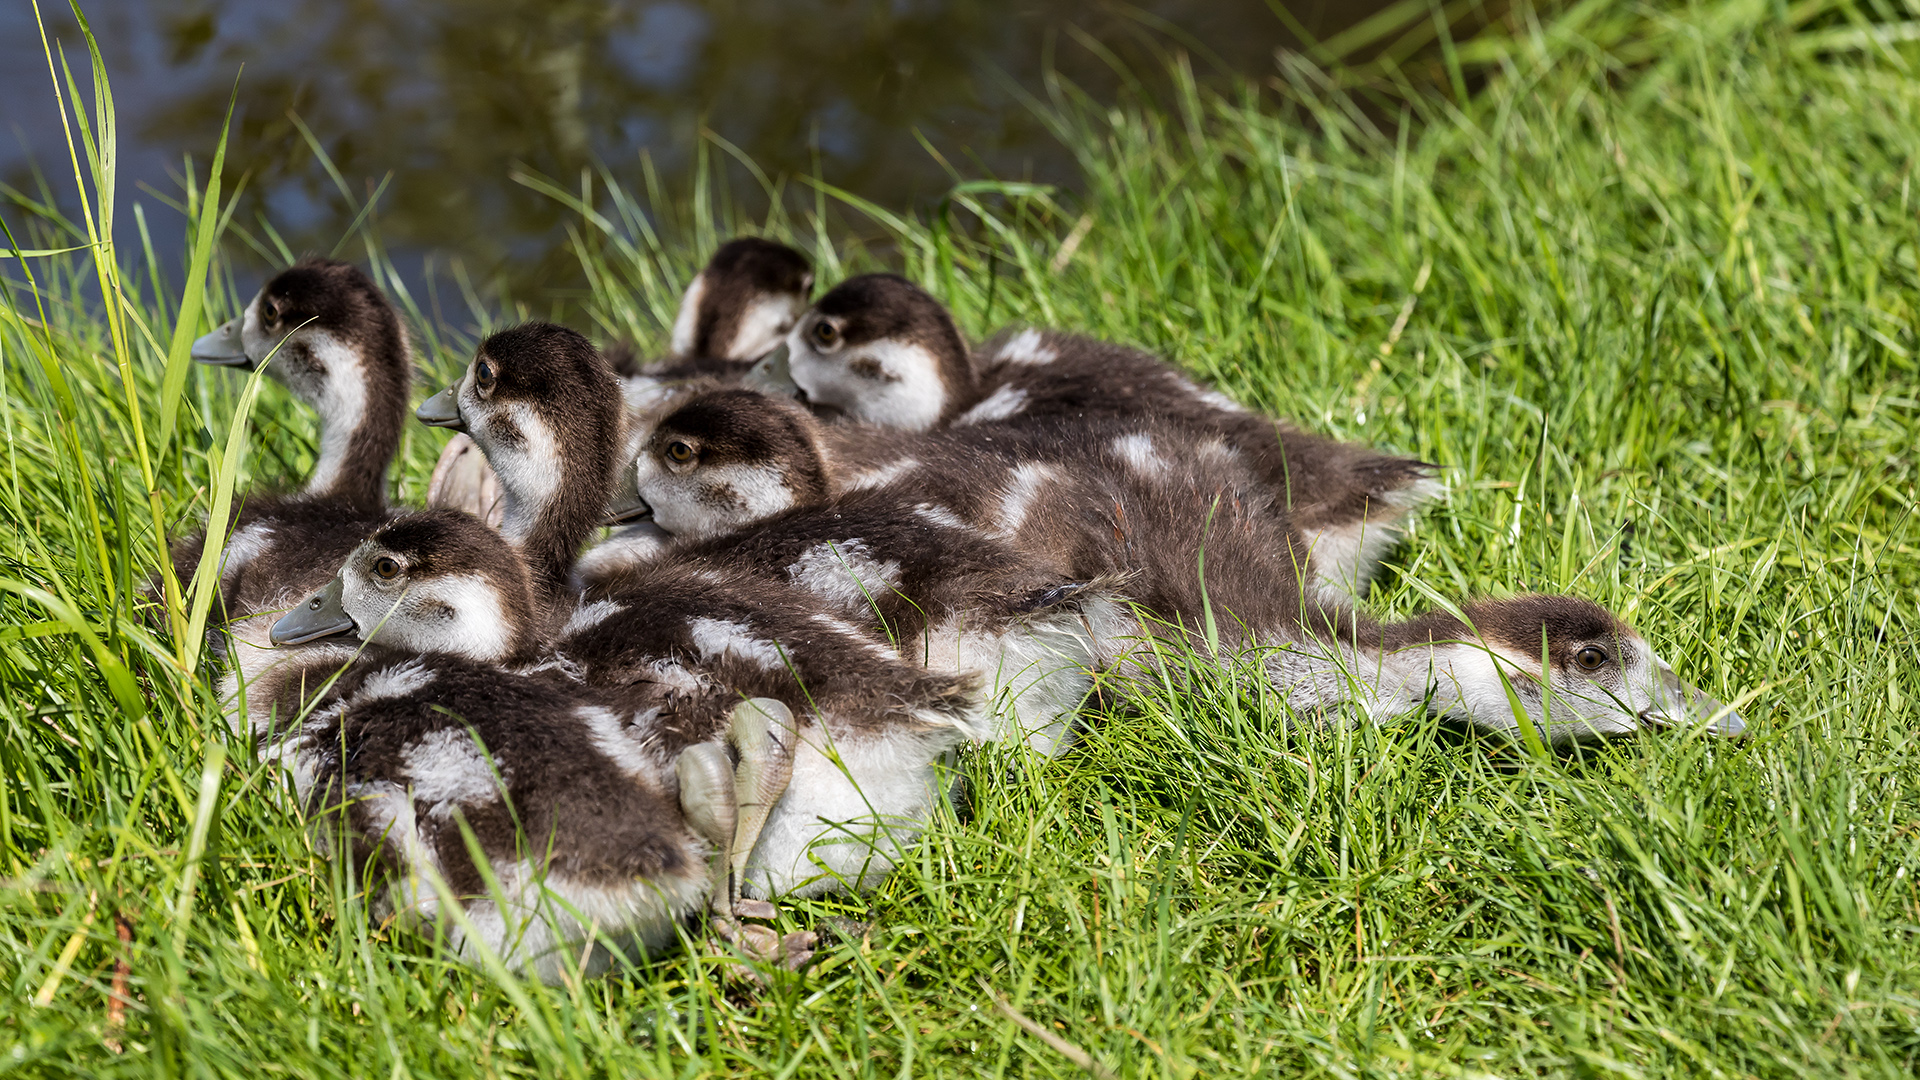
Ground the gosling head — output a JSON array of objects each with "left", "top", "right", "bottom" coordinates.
[
  {"left": 416, "top": 324, "right": 621, "bottom": 589},
  {"left": 785, "top": 274, "right": 974, "bottom": 431},
  {"left": 192, "top": 257, "right": 412, "bottom": 504},
  {"left": 1395, "top": 595, "right": 1747, "bottom": 746},
  {"left": 620, "top": 388, "right": 831, "bottom": 541},
  {"left": 671, "top": 237, "right": 815, "bottom": 361},
  {"left": 269, "top": 510, "right": 536, "bottom": 665}
]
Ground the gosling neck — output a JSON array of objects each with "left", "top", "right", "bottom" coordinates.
[
  {"left": 297, "top": 329, "right": 410, "bottom": 511},
  {"left": 493, "top": 414, "right": 620, "bottom": 604},
  {"left": 1273, "top": 606, "right": 1478, "bottom": 721}
]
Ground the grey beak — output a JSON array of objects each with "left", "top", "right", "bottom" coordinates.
[
  {"left": 191, "top": 317, "right": 252, "bottom": 368},
  {"left": 603, "top": 493, "right": 654, "bottom": 527},
  {"left": 416, "top": 385, "right": 467, "bottom": 430},
  {"left": 270, "top": 578, "right": 357, "bottom": 646},
  {"left": 603, "top": 456, "right": 654, "bottom": 525},
  {"left": 741, "top": 343, "right": 800, "bottom": 398},
  {"left": 1645, "top": 670, "right": 1748, "bottom": 740}
]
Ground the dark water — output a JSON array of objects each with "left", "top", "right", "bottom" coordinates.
[{"left": 1, "top": 1, "right": 1395, "bottom": 305}]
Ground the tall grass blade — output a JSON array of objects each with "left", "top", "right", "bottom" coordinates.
[{"left": 155, "top": 75, "right": 241, "bottom": 459}]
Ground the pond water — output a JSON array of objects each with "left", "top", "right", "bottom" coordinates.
[{"left": 1, "top": 1, "right": 1397, "bottom": 304}]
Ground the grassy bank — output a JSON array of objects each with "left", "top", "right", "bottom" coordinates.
[{"left": 4, "top": 1, "right": 1919, "bottom": 1076}]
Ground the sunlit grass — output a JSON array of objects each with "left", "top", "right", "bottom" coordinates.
[{"left": 3, "top": 1, "right": 1919, "bottom": 1076}]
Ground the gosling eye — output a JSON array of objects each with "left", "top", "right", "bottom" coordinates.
[
  {"left": 373, "top": 556, "right": 403, "bottom": 582},
  {"left": 260, "top": 297, "right": 282, "bottom": 326},
  {"left": 1574, "top": 645, "right": 1608, "bottom": 671},
  {"left": 810, "top": 320, "right": 840, "bottom": 348},
  {"left": 474, "top": 359, "right": 497, "bottom": 393},
  {"left": 665, "top": 440, "right": 696, "bottom": 464}
]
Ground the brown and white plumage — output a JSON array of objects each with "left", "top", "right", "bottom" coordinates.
[
  {"left": 613, "top": 385, "right": 1747, "bottom": 747},
  {"left": 248, "top": 511, "right": 716, "bottom": 983},
  {"left": 426, "top": 236, "right": 816, "bottom": 564},
  {"left": 782, "top": 275, "right": 1441, "bottom": 600},
  {"left": 414, "top": 325, "right": 1065, "bottom": 898}
]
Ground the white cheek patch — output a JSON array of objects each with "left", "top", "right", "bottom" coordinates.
[
  {"left": 786, "top": 540, "right": 903, "bottom": 614},
  {"left": 630, "top": 451, "right": 667, "bottom": 500},
  {"left": 994, "top": 329, "right": 1057, "bottom": 365},
  {"left": 1548, "top": 670, "right": 1643, "bottom": 739},
  {"left": 669, "top": 272, "right": 708, "bottom": 356},
  {"left": 302, "top": 330, "right": 370, "bottom": 496},
  {"left": 401, "top": 727, "right": 506, "bottom": 820},
  {"left": 843, "top": 457, "right": 920, "bottom": 492},
  {"left": 485, "top": 403, "right": 565, "bottom": 545},
  {"left": 349, "top": 573, "right": 514, "bottom": 663},
  {"left": 355, "top": 658, "right": 438, "bottom": 702},
  {"left": 415, "top": 574, "right": 515, "bottom": 661},
  {"left": 643, "top": 463, "right": 795, "bottom": 540},
  {"left": 1111, "top": 433, "right": 1169, "bottom": 477},
  {"left": 789, "top": 335, "right": 950, "bottom": 432},
  {"left": 955, "top": 384, "right": 1029, "bottom": 426},
  {"left": 1428, "top": 641, "right": 1643, "bottom": 745},
  {"left": 726, "top": 294, "right": 802, "bottom": 360},
  {"left": 707, "top": 462, "right": 801, "bottom": 524},
  {"left": 1548, "top": 644, "right": 1656, "bottom": 735},
  {"left": 849, "top": 339, "right": 950, "bottom": 430},
  {"left": 609, "top": 421, "right": 652, "bottom": 504},
  {"left": 1414, "top": 642, "right": 1538, "bottom": 739},
  {"left": 686, "top": 617, "right": 786, "bottom": 671},
  {"left": 783, "top": 339, "right": 854, "bottom": 414},
  {"left": 994, "top": 463, "right": 1056, "bottom": 538}
]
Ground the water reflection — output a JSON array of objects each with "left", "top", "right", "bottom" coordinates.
[{"left": 1, "top": 1, "right": 1393, "bottom": 302}]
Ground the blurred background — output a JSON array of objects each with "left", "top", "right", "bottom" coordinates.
[{"left": 0, "top": 1, "right": 1467, "bottom": 305}]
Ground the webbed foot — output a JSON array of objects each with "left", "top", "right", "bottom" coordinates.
[
  {"left": 683, "top": 699, "right": 812, "bottom": 975},
  {"left": 727, "top": 697, "right": 797, "bottom": 889},
  {"left": 673, "top": 742, "right": 736, "bottom": 920},
  {"left": 713, "top": 898, "right": 817, "bottom": 970}
]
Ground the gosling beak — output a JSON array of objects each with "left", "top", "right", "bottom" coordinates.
[
  {"left": 1641, "top": 667, "right": 1747, "bottom": 740},
  {"left": 603, "top": 493, "right": 654, "bottom": 527},
  {"left": 270, "top": 578, "right": 357, "bottom": 646},
  {"left": 416, "top": 385, "right": 467, "bottom": 431},
  {"left": 191, "top": 317, "right": 252, "bottom": 368},
  {"left": 741, "top": 343, "right": 800, "bottom": 398}
]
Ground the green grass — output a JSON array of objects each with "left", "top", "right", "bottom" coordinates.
[{"left": 4, "top": 1, "right": 1920, "bottom": 1075}]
